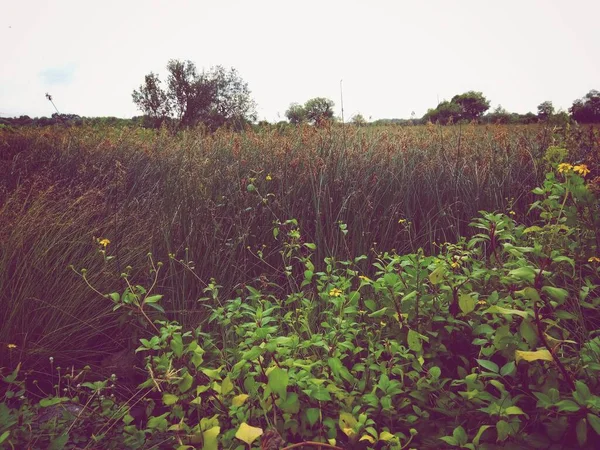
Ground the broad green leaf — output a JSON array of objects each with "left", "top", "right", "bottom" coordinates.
[
  {"left": 576, "top": 418, "right": 587, "bottom": 447},
  {"left": 515, "top": 349, "right": 553, "bottom": 364},
  {"left": 542, "top": 286, "right": 568, "bottom": 303},
  {"left": 203, "top": 426, "right": 220, "bottom": 450},
  {"left": 407, "top": 329, "right": 422, "bottom": 352},
  {"left": 429, "top": 266, "right": 446, "bottom": 284},
  {"left": 484, "top": 305, "right": 530, "bottom": 318},
  {"left": 0, "top": 431, "right": 9, "bottom": 445},
  {"left": 235, "top": 423, "right": 263, "bottom": 446},
  {"left": 504, "top": 406, "right": 525, "bottom": 415},
  {"left": 509, "top": 267, "right": 536, "bottom": 283},
  {"left": 476, "top": 359, "right": 499, "bottom": 373},
  {"left": 221, "top": 376, "right": 234, "bottom": 396},
  {"left": 473, "top": 425, "right": 492, "bottom": 445},
  {"left": 519, "top": 320, "right": 538, "bottom": 347},
  {"left": 500, "top": 361, "right": 516, "bottom": 377},
  {"left": 555, "top": 400, "right": 580, "bottom": 412},
  {"left": 268, "top": 368, "right": 289, "bottom": 399},
  {"left": 144, "top": 294, "right": 163, "bottom": 304},
  {"left": 242, "top": 346, "right": 264, "bottom": 361},
  {"left": 170, "top": 334, "right": 183, "bottom": 358},
  {"left": 368, "top": 307, "right": 387, "bottom": 318},
  {"left": 278, "top": 392, "right": 299, "bottom": 414},
  {"left": 453, "top": 426, "right": 468, "bottom": 446},
  {"left": 163, "top": 393, "right": 178, "bottom": 406},
  {"left": 339, "top": 412, "right": 358, "bottom": 437},
  {"left": 306, "top": 408, "right": 321, "bottom": 426},
  {"left": 39, "top": 397, "right": 68, "bottom": 408},
  {"left": 49, "top": 433, "right": 69, "bottom": 450},
  {"left": 459, "top": 293, "right": 476, "bottom": 315},
  {"left": 379, "top": 431, "right": 396, "bottom": 442},
  {"left": 232, "top": 394, "right": 249, "bottom": 407},
  {"left": 178, "top": 372, "right": 193, "bottom": 393},
  {"left": 587, "top": 413, "right": 600, "bottom": 434},
  {"left": 310, "top": 385, "right": 331, "bottom": 401}
]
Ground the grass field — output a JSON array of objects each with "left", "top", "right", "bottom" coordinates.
[{"left": 1, "top": 122, "right": 599, "bottom": 448}]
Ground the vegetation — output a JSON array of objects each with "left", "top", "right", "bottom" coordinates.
[
  {"left": 0, "top": 119, "right": 599, "bottom": 449},
  {"left": 285, "top": 98, "right": 336, "bottom": 125},
  {"left": 132, "top": 60, "right": 257, "bottom": 130}
]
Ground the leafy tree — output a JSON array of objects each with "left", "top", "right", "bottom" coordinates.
[
  {"left": 132, "top": 60, "right": 256, "bottom": 130},
  {"left": 537, "top": 101, "right": 555, "bottom": 120},
  {"left": 351, "top": 113, "right": 367, "bottom": 126},
  {"left": 570, "top": 90, "right": 600, "bottom": 123},
  {"left": 450, "top": 91, "right": 491, "bottom": 121},
  {"left": 423, "top": 101, "right": 463, "bottom": 124},
  {"left": 284, "top": 103, "right": 306, "bottom": 124},
  {"left": 303, "top": 97, "right": 335, "bottom": 125}
]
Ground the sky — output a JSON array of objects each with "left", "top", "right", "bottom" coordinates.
[{"left": 1, "top": 0, "right": 599, "bottom": 121}]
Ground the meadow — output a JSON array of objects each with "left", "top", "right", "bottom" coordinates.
[{"left": 1, "top": 122, "right": 599, "bottom": 449}]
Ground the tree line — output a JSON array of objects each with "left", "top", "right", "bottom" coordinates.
[{"left": 2, "top": 59, "right": 599, "bottom": 129}]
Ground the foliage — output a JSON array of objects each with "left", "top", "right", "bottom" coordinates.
[
  {"left": 132, "top": 59, "right": 257, "bottom": 130},
  {"left": 570, "top": 90, "right": 600, "bottom": 124},
  {"left": 1, "top": 160, "right": 599, "bottom": 448},
  {"left": 423, "top": 91, "right": 490, "bottom": 124},
  {"left": 285, "top": 97, "right": 335, "bottom": 125},
  {"left": 537, "top": 101, "right": 555, "bottom": 120}
]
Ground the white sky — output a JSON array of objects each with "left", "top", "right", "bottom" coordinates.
[{"left": 1, "top": 0, "right": 599, "bottom": 121}]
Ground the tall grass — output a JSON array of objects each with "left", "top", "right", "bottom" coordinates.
[{"left": 1, "top": 122, "right": 597, "bottom": 368}]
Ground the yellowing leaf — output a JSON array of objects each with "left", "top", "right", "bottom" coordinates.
[
  {"left": 360, "top": 434, "right": 376, "bottom": 443},
  {"left": 202, "top": 426, "right": 220, "bottom": 450},
  {"left": 235, "top": 423, "right": 263, "bottom": 446},
  {"left": 221, "top": 376, "right": 234, "bottom": 396},
  {"left": 339, "top": 412, "right": 358, "bottom": 437},
  {"left": 232, "top": 394, "right": 249, "bottom": 407},
  {"left": 515, "top": 349, "right": 553, "bottom": 364},
  {"left": 379, "top": 431, "right": 396, "bottom": 441}
]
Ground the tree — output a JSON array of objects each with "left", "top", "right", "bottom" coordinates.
[
  {"left": 351, "top": 113, "right": 367, "bottom": 126},
  {"left": 132, "top": 60, "right": 256, "bottom": 130},
  {"left": 450, "top": 91, "right": 490, "bottom": 121},
  {"left": 537, "top": 101, "right": 554, "bottom": 120},
  {"left": 285, "top": 103, "right": 306, "bottom": 124},
  {"left": 423, "top": 101, "right": 462, "bottom": 124},
  {"left": 303, "top": 97, "right": 335, "bottom": 125},
  {"left": 570, "top": 90, "right": 600, "bottom": 123}
]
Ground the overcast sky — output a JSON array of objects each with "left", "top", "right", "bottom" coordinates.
[{"left": 1, "top": 0, "right": 599, "bottom": 121}]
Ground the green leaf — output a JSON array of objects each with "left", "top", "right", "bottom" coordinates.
[
  {"left": 453, "top": 426, "right": 468, "bottom": 446},
  {"left": 171, "top": 334, "right": 184, "bottom": 358},
  {"left": 310, "top": 385, "right": 331, "bottom": 401},
  {"left": 587, "top": 413, "right": 600, "bottom": 435},
  {"left": 429, "top": 366, "right": 441, "bottom": 379},
  {"left": 144, "top": 294, "right": 163, "bottom": 304},
  {"left": 39, "top": 397, "right": 68, "bottom": 408},
  {"left": 504, "top": 406, "right": 526, "bottom": 415},
  {"left": 49, "top": 433, "right": 69, "bottom": 450},
  {"left": 484, "top": 305, "right": 530, "bottom": 318},
  {"left": 542, "top": 286, "right": 568, "bottom": 303},
  {"left": 459, "top": 293, "right": 476, "bottom": 315},
  {"left": 0, "top": 431, "right": 9, "bottom": 445},
  {"left": 555, "top": 400, "right": 580, "bottom": 412},
  {"left": 235, "top": 423, "right": 263, "bottom": 446},
  {"left": 304, "top": 242, "right": 316, "bottom": 250},
  {"left": 439, "top": 436, "right": 458, "bottom": 446},
  {"left": 278, "top": 392, "right": 300, "bottom": 414},
  {"left": 221, "top": 376, "right": 234, "bottom": 396},
  {"left": 473, "top": 425, "right": 492, "bottom": 445},
  {"left": 519, "top": 320, "right": 538, "bottom": 347},
  {"left": 242, "top": 346, "right": 264, "bottom": 361},
  {"left": 500, "top": 361, "right": 516, "bottom": 377},
  {"left": 429, "top": 266, "right": 446, "bottom": 284},
  {"left": 163, "top": 393, "right": 179, "bottom": 406},
  {"left": 306, "top": 408, "right": 321, "bottom": 426},
  {"left": 407, "top": 329, "right": 422, "bottom": 352},
  {"left": 509, "top": 267, "right": 536, "bottom": 283},
  {"left": 367, "top": 307, "right": 387, "bottom": 318},
  {"left": 515, "top": 349, "right": 553, "bottom": 364},
  {"left": 178, "top": 372, "right": 193, "bottom": 393},
  {"left": 268, "top": 368, "right": 289, "bottom": 399},
  {"left": 576, "top": 418, "right": 587, "bottom": 447},
  {"left": 574, "top": 381, "right": 591, "bottom": 404},
  {"left": 202, "top": 426, "right": 220, "bottom": 450},
  {"left": 476, "top": 359, "right": 499, "bottom": 373},
  {"left": 339, "top": 412, "right": 358, "bottom": 437}
]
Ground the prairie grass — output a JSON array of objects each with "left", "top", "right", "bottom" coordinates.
[{"left": 1, "top": 122, "right": 597, "bottom": 367}]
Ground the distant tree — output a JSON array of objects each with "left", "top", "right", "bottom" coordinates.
[
  {"left": 132, "top": 60, "right": 256, "bottom": 130},
  {"left": 537, "top": 101, "right": 555, "bottom": 120},
  {"left": 351, "top": 113, "right": 367, "bottom": 126},
  {"left": 303, "top": 97, "right": 335, "bottom": 125},
  {"left": 285, "top": 103, "right": 306, "bottom": 124},
  {"left": 423, "top": 100, "right": 462, "bottom": 124},
  {"left": 570, "top": 90, "right": 600, "bottom": 123},
  {"left": 483, "top": 105, "right": 511, "bottom": 124},
  {"left": 450, "top": 91, "right": 491, "bottom": 121}
]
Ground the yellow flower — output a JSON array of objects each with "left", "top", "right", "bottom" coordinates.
[
  {"left": 589, "top": 256, "right": 600, "bottom": 263},
  {"left": 97, "top": 238, "right": 110, "bottom": 248},
  {"left": 509, "top": 211, "right": 516, "bottom": 216},
  {"left": 329, "top": 288, "right": 343, "bottom": 297},
  {"left": 451, "top": 261, "right": 460, "bottom": 269},
  {"left": 7, "top": 343, "right": 17, "bottom": 349},
  {"left": 573, "top": 164, "right": 590, "bottom": 177},
  {"left": 266, "top": 174, "right": 272, "bottom": 181},
  {"left": 398, "top": 218, "right": 406, "bottom": 224},
  {"left": 477, "top": 300, "right": 487, "bottom": 305},
  {"left": 557, "top": 163, "right": 573, "bottom": 173}
]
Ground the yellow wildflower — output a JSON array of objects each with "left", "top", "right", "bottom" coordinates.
[
  {"left": 97, "top": 238, "right": 110, "bottom": 248},
  {"left": 329, "top": 288, "right": 343, "bottom": 297},
  {"left": 509, "top": 211, "right": 516, "bottom": 216},
  {"left": 266, "top": 174, "right": 272, "bottom": 181},
  {"left": 398, "top": 218, "right": 407, "bottom": 224},
  {"left": 7, "top": 343, "right": 17, "bottom": 349},
  {"left": 573, "top": 164, "right": 590, "bottom": 177},
  {"left": 557, "top": 163, "right": 573, "bottom": 173},
  {"left": 477, "top": 300, "right": 487, "bottom": 305},
  {"left": 589, "top": 256, "right": 600, "bottom": 264},
  {"left": 451, "top": 261, "right": 460, "bottom": 269}
]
